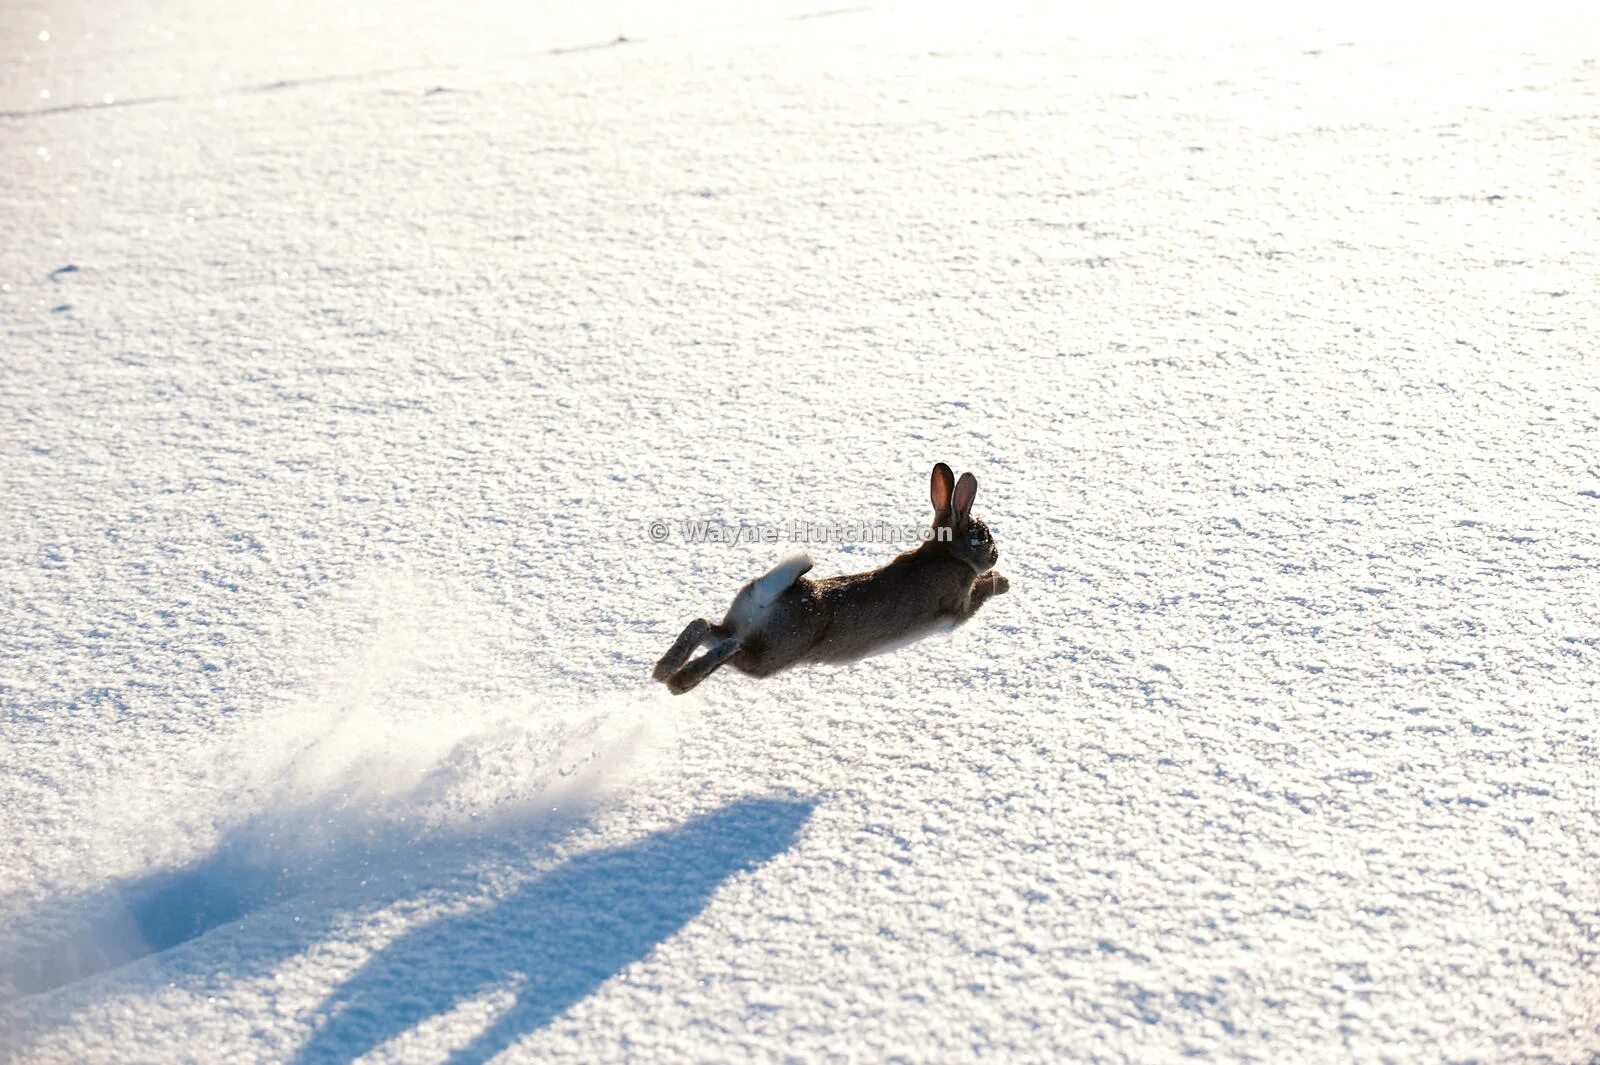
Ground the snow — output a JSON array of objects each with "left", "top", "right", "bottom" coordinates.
[{"left": 2, "top": 1, "right": 1597, "bottom": 1061}]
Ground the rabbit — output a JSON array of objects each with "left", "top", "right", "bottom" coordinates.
[{"left": 653, "top": 462, "right": 1009, "bottom": 695}]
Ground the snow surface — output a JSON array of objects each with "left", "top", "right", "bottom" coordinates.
[{"left": 2, "top": 1, "right": 1598, "bottom": 1061}]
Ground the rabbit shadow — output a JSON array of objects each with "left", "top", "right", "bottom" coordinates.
[
  {"left": 292, "top": 796, "right": 814, "bottom": 1065},
  {"left": 0, "top": 798, "right": 589, "bottom": 1008}
]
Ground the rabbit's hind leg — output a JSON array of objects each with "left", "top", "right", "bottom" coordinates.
[
  {"left": 666, "top": 636, "right": 742, "bottom": 695},
  {"left": 654, "top": 618, "right": 715, "bottom": 682}
]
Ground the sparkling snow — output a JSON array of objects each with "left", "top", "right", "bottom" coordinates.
[{"left": 2, "top": 1, "right": 1597, "bottom": 1061}]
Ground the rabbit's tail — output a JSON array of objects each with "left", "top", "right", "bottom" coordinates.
[
  {"left": 753, "top": 551, "right": 812, "bottom": 602},
  {"left": 728, "top": 551, "right": 812, "bottom": 634}
]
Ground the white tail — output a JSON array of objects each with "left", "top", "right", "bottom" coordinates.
[
  {"left": 753, "top": 552, "right": 812, "bottom": 601},
  {"left": 727, "top": 551, "right": 812, "bottom": 634}
]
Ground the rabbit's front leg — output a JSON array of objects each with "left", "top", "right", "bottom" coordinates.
[
  {"left": 968, "top": 572, "right": 1010, "bottom": 613},
  {"left": 945, "top": 573, "right": 1008, "bottom": 624}
]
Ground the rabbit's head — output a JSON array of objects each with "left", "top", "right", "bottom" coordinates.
[{"left": 929, "top": 462, "right": 999, "bottom": 574}]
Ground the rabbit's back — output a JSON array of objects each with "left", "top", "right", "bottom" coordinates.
[{"left": 805, "top": 554, "right": 970, "bottom": 663}]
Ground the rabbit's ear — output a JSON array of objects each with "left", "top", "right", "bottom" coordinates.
[
  {"left": 930, "top": 462, "right": 955, "bottom": 515},
  {"left": 952, "top": 472, "right": 978, "bottom": 523}
]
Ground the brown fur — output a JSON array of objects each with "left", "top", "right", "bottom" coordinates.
[{"left": 654, "top": 463, "right": 1009, "bottom": 695}]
